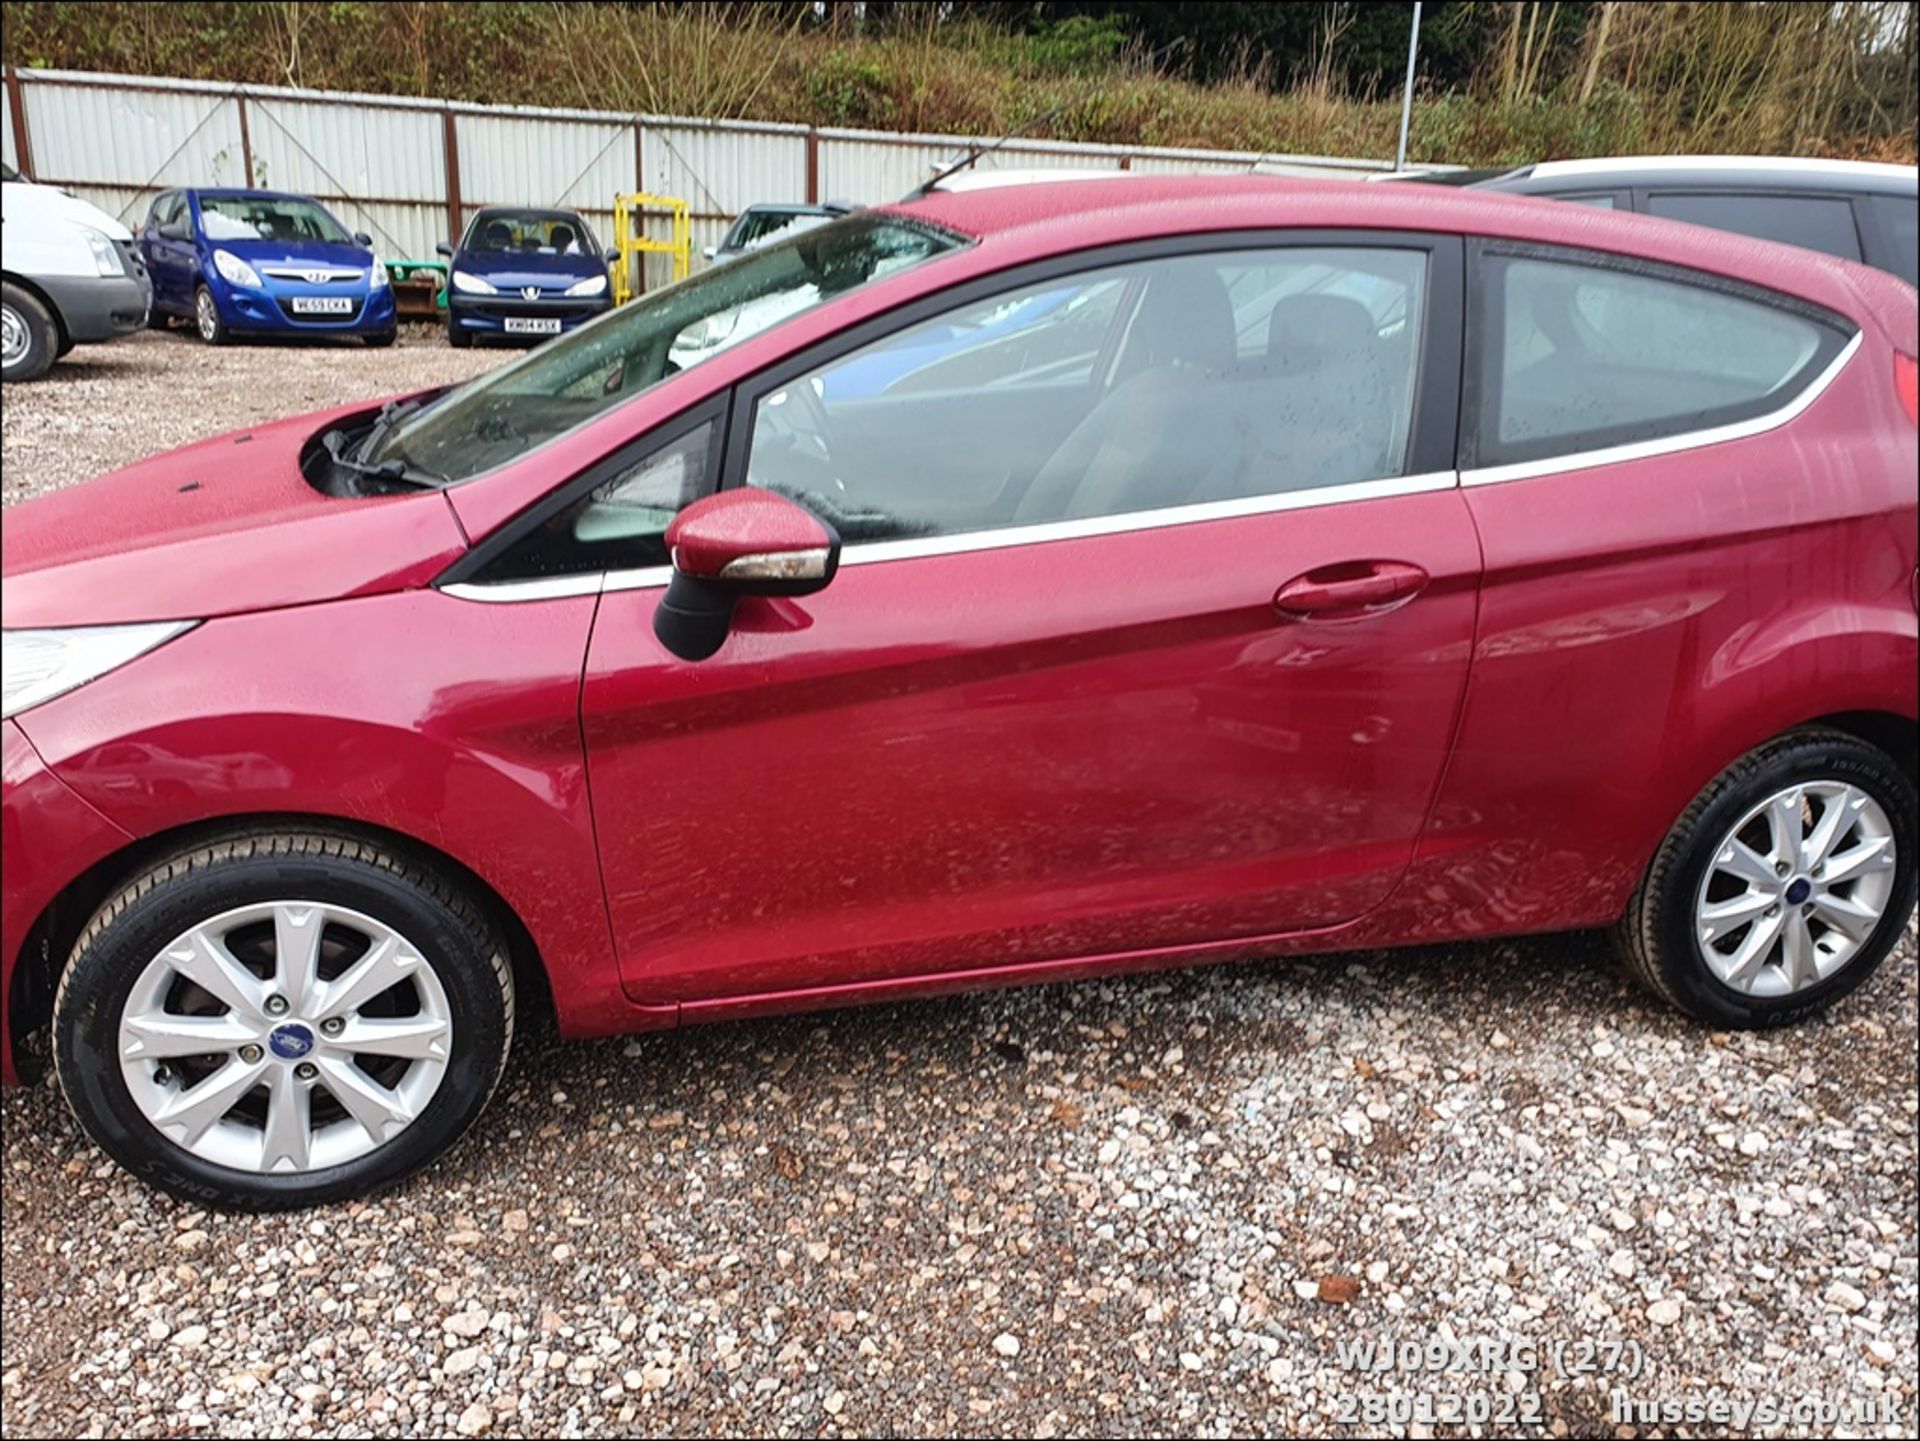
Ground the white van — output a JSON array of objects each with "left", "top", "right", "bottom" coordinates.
[{"left": 2, "top": 161, "right": 152, "bottom": 381}]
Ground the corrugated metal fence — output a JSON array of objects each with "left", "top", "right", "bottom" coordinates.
[{"left": 3, "top": 67, "right": 1394, "bottom": 292}]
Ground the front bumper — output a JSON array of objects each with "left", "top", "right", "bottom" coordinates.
[
  {"left": 1, "top": 719, "right": 134, "bottom": 1085},
  {"left": 36, "top": 272, "right": 151, "bottom": 344},
  {"left": 448, "top": 292, "right": 611, "bottom": 336},
  {"left": 214, "top": 279, "right": 397, "bottom": 335}
]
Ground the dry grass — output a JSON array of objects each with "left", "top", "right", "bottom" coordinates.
[{"left": 1, "top": 1, "right": 1912, "bottom": 165}]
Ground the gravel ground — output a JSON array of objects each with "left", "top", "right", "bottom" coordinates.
[
  {"left": 3, "top": 332, "right": 1917, "bottom": 1439},
  {"left": 1, "top": 327, "right": 504, "bottom": 505}
]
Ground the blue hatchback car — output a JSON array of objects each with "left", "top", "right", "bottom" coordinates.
[
  {"left": 438, "top": 207, "right": 614, "bottom": 347},
  {"left": 138, "top": 188, "right": 396, "bottom": 346}
]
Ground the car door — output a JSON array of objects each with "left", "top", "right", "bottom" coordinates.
[
  {"left": 142, "top": 191, "right": 195, "bottom": 313},
  {"left": 578, "top": 234, "right": 1482, "bottom": 1004}
]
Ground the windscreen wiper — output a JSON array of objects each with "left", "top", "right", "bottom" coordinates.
[
  {"left": 321, "top": 428, "right": 445, "bottom": 492},
  {"left": 355, "top": 396, "right": 427, "bottom": 461}
]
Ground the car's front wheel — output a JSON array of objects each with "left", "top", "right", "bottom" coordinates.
[
  {"left": 194, "top": 285, "right": 229, "bottom": 345},
  {"left": 447, "top": 317, "right": 472, "bottom": 349},
  {"left": 53, "top": 828, "right": 514, "bottom": 1210},
  {"left": 2, "top": 281, "right": 59, "bottom": 382},
  {"left": 1617, "top": 729, "right": 1917, "bottom": 1028}
]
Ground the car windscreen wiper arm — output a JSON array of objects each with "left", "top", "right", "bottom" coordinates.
[
  {"left": 355, "top": 396, "right": 428, "bottom": 462},
  {"left": 321, "top": 428, "right": 445, "bottom": 491}
]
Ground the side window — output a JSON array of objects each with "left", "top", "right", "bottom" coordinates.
[
  {"left": 476, "top": 418, "right": 717, "bottom": 580},
  {"left": 1559, "top": 192, "right": 1618, "bottom": 210},
  {"left": 744, "top": 246, "right": 1429, "bottom": 545},
  {"left": 1644, "top": 192, "right": 1863, "bottom": 263},
  {"left": 1865, "top": 194, "right": 1917, "bottom": 286},
  {"left": 1475, "top": 252, "right": 1850, "bottom": 467}
]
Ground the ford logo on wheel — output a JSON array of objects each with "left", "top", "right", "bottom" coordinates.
[{"left": 268, "top": 1023, "right": 315, "bottom": 1060}]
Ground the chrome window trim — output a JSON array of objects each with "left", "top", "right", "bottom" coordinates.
[
  {"left": 437, "top": 470, "right": 1457, "bottom": 603},
  {"left": 441, "top": 572, "right": 606, "bottom": 603},
  {"left": 1460, "top": 330, "right": 1861, "bottom": 489},
  {"left": 837, "top": 470, "right": 1457, "bottom": 567}
]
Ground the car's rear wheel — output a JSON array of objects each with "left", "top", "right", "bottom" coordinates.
[
  {"left": 194, "top": 286, "right": 229, "bottom": 345},
  {"left": 2, "top": 282, "right": 58, "bottom": 382},
  {"left": 52, "top": 828, "right": 514, "bottom": 1210},
  {"left": 1617, "top": 729, "right": 1916, "bottom": 1028}
]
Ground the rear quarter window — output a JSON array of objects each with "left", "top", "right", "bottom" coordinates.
[
  {"left": 1644, "top": 191, "right": 1864, "bottom": 264},
  {"left": 1470, "top": 249, "right": 1853, "bottom": 469}
]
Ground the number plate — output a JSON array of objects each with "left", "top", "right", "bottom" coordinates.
[
  {"left": 504, "top": 316, "right": 563, "bottom": 335},
  {"left": 289, "top": 296, "right": 355, "bottom": 315}
]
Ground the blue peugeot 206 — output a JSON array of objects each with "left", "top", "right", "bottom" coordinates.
[
  {"left": 437, "top": 207, "right": 615, "bottom": 347},
  {"left": 138, "top": 188, "right": 396, "bottom": 346}
]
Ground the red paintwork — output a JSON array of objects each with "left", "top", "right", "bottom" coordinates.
[
  {"left": 585, "top": 489, "right": 1479, "bottom": 1000},
  {"left": 0, "top": 720, "right": 134, "bottom": 1083},
  {"left": 3, "top": 173, "right": 1915, "bottom": 1077},
  {"left": 0, "top": 404, "right": 467, "bottom": 629},
  {"left": 666, "top": 490, "right": 836, "bottom": 577}
]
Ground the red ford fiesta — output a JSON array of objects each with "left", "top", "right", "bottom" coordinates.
[{"left": 3, "top": 174, "right": 1915, "bottom": 1209}]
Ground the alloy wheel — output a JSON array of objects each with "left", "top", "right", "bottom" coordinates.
[
  {"left": 117, "top": 901, "right": 453, "bottom": 1173},
  {"left": 1, "top": 302, "right": 28, "bottom": 367},
  {"left": 196, "top": 290, "right": 219, "bottom": 340},
  {"left": 1694, "top": 781, "right": 1898, "bottom": 997}
]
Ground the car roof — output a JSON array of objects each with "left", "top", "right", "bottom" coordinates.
[
  {"left": 741, "top": 202, "right": 850, "bottom": 216},
  {"left": 1493, "top": 155, "right": 1916, "bottom": 196},
  {"left": 879, "top": 172, "right": 1899, "bottom": 324},
  {"left": 472, "top": 205, "right": 588, "bottom": 220},
  {"left": 928, "top": 167, "right": 1135, "bottom": 194},
  {"left": 191, "top": 188, "right": 325, "bottom": 201}
]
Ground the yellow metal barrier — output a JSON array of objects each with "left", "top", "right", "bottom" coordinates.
[{"left": 611, "top": 191, "right": 692, "bottom": 303}]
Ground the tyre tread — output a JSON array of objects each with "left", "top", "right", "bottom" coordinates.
[
  {"left": 52, "top": 823, "right": 515, "bottom": 1209},
  {"left": 1613, "top": 726, "right": 1915, "bottom": 1027}
]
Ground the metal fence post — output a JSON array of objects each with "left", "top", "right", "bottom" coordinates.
[
  {"left": 236, "top": 91, "right": 254, "bottom": 186},
  {"left": 441, "top": 108, "right": 461, "bottom": 244},
  {"left": 5, "top": 65, "right": 34, "bottom": 176}
]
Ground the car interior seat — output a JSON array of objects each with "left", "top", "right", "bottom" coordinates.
[{"left": 1015, "top": 263, "right": 1243, "bottom": 523}]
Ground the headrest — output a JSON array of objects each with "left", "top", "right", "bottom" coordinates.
[{"left": 1266, "top": 294, "right": 1379, "bottom": 372}]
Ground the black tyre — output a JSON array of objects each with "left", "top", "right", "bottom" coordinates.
[
  {"left": 2, "top": 281, "right": 59, "bottom": 382},
  {"left": 193, "top": 285, "right": 229, "bottom": 345},
  {"left": 1617, "top": 729, "right": 1917, "bottom": 1028},
  {"left": 53, "top": 828, "right": 514, "bottom": 1211},
  {"left": 447, "top": 317, "right": 472, "bottom": 349},
  {"left": 363, "top": 328, "right": 397, "bottom": 349}
]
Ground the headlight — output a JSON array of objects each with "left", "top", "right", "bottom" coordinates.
[
  {"left": 212, "top": 248, "right": 262, "bottom": 288},
  {"left": 450, "top": 270, "right": 497, "bottom": 296},
  {"left": 369, "top": 261, "right": 390, "bottom": 290},
  {"left": 1, "top": 622, "right": 198, "bottom": 720},
  {"left": 565, "top": 274, "right": 608, "bottom": 297},
  {"left": 79, "top": 226, "right": 123, "bottom": 277}
]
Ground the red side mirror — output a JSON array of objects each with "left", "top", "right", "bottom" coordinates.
[{"left": 654, "top": 490, "right": 841, "bottom": 661}]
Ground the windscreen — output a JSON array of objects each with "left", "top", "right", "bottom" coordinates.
[
  {"left": 365, "top": 214, "right": 964, "bottom": 484},
  {"left": 199, "top": 195, "right": 353, "bottom": 244},
  {"left": 466, "top": 210, "right": 599, "bottom": 256}
]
